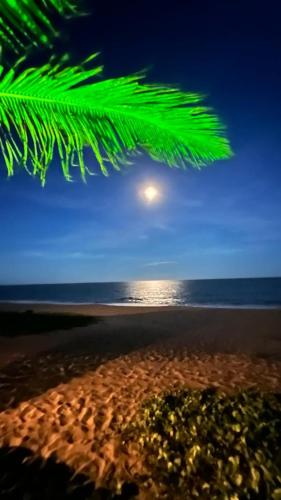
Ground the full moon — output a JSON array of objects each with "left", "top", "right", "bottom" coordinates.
[{"left": 143, "top": 185, "right": 159, "bottom": 203}]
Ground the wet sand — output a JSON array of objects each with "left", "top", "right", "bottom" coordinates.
[{"left": 0, "top": 304, "right": 281, "bottom": 495}]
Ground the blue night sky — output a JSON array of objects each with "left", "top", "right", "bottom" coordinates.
[{"left": 0, "top": 0, "right": 280, "bottom": 284}]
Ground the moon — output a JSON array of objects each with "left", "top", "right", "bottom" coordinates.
[{"left": 143, "top": 185, "right": 159, "bottom": 203}]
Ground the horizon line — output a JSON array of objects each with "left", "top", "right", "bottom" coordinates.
[{"left": 0, "top": 275, "right": 280, "bottom": 287}]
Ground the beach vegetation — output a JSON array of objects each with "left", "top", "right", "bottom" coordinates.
[{"left": 123, "top": 388, "right": 281, "bottom": 498}]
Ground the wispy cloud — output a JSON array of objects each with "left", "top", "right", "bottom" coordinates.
[
  {"left": 33, "top": 216, "right": 175, "bottom": 251},
  {"left": 21, "top": 250, "right": 105, "bottom": 260},
  {"left": 180, "top": 198, "right": 204, "bottom": 208},
  {"left": 18, "top": 189, "right": 112, "bottom": 213},
  {"left": 152, "top": 222, "right": 174, "bottom": 232},
  {"left": 144, "top": 260, "right": 176, "bottom": 267}
]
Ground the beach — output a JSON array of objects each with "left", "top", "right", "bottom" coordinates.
[{"left": 0, "top": 304, "right": 281, "bottom": 497}]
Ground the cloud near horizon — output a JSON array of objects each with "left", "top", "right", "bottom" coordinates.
[{"left": 144, "top": 260, "right": 177, "bottom": 267}]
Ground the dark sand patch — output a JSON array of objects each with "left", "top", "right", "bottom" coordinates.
[
  {"left": 0, "top": 310, "right": 99, "bottom": 338},
  {"left": 0, "top": 446, "right": 138, "bottom": 499}
]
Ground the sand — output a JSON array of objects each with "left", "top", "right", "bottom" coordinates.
[{"left": 0, "top": 304, "right": 281, "bottom": 496}]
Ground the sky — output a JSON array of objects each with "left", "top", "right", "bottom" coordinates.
[{"left": 0, "top": 0, "right": 280, "bottom": 284}]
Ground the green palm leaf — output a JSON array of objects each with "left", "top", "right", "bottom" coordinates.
[
  {"left": 0, "top": 0, "right": 78, "bottom": 54},
  {"left": 0, "top": 54, "right": 233, "bottom": 185}
]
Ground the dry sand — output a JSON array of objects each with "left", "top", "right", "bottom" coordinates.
[{"left": 0, "top": 304, "right": 281, "bottom": 495}]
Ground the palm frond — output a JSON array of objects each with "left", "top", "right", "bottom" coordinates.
[
  {"left": 0, "top": 55, "right": 233, "bottom": 185},
  {"left": 0, "top": 0, "right": 78, "bottom": 55}
]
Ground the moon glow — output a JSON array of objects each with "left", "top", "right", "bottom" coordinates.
[{"left": 143, "top": 185, "right": 159, "bottom": 203}]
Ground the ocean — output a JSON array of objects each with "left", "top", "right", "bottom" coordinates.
[{"left": 0, "top": 278, "right": 280, "bottom": 308}]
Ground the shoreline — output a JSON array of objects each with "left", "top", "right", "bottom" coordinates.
[{"left": 0, "top": 300, "right": 280, "bottom": 311}]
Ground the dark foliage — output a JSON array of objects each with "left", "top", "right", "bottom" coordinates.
[{"left": 123, "top": 389, "right": 281, "bottom": 499}]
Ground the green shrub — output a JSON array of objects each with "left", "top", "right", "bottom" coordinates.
[{"left": 123, "top": 389, "right": 281, "bottom": 499}]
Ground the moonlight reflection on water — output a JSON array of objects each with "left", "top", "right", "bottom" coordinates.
[{"left": 125, "top": 280, "right": 187, "bottom": 305}]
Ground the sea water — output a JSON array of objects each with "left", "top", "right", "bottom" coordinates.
[{"left": 0, "top": 277, "right": 280, "bottom": 308}]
